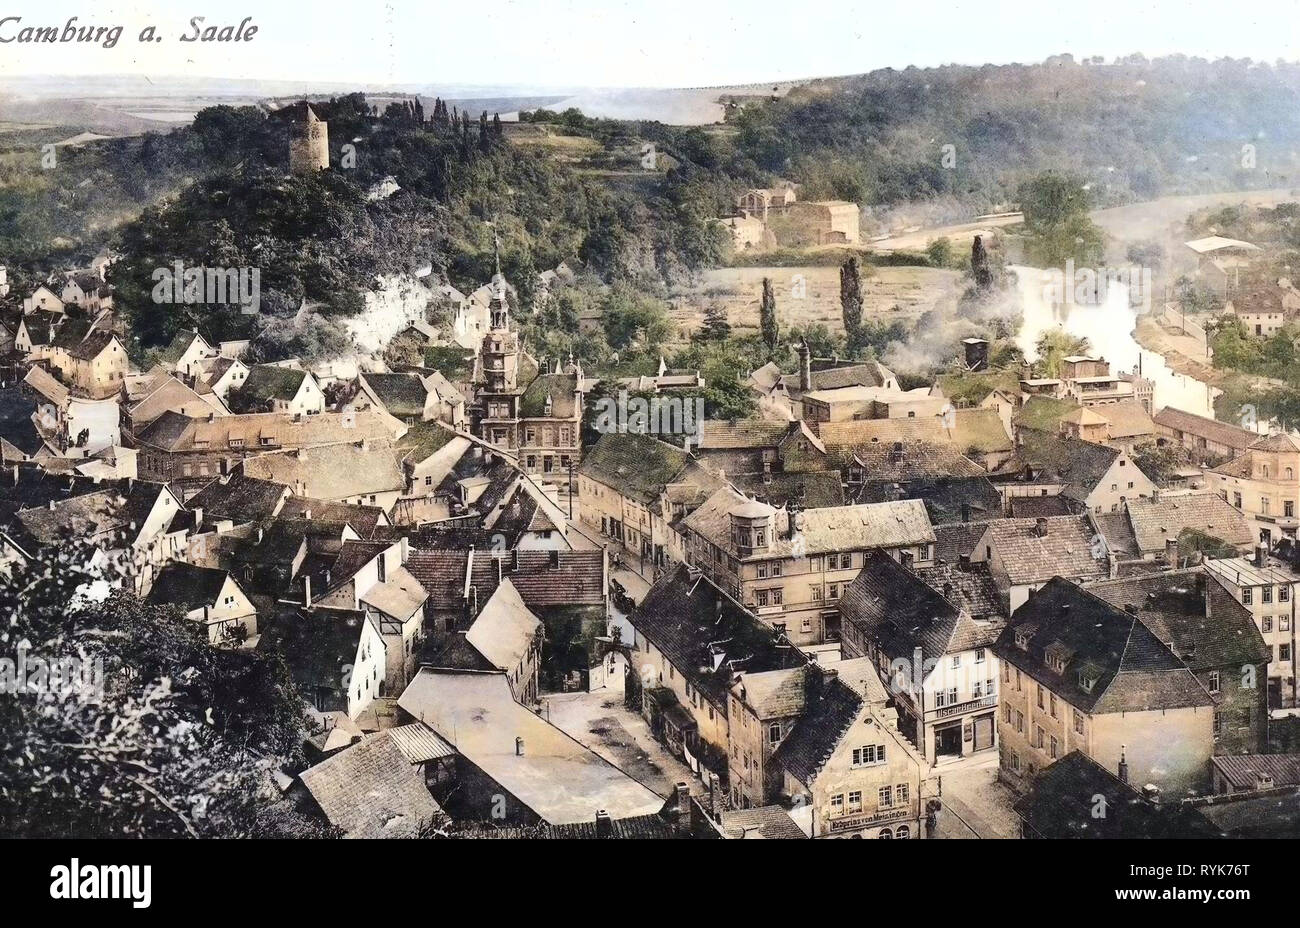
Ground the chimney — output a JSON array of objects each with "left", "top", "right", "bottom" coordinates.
[
  {"left": 1164, "top": 537, "right": 1178, "bottom": 566},
  {"left": 1142, "top": 784, "right": 1161, "bottom": 804},
  {"left": 400, "top": 535, "right": 410, "bottom": 565},
  {"left": 47, "top": 499, "right": 56, "bottom": 511},
  {"left": 1118, "top": 746, "right": 1129, "bottom": 784},
  {"left": 707, "top": 771, "right": 724, "bottom": 821},
  {"left": 796, "top": 339, "right": 811, "bottom": 392},
  {"left": 1034, "top": 517, "right": 1048, "bottom": 538},
  {"left": 1255, "top": 543, "right": 1268, "bottom": 568},
  {"left": 303, "top": 573, "right": 311, "bottom": 607},
  {"left": 549, "top": 550, "right": 559, "bottom": 570},
  {"left": 192, "top": 506, "right": 203, "bottom": 529},
  {"left": 673, "top": 781, "right": 690, "bottom": 820},
  {"left": 515, "top": 736, "right": 525, "bottom": 756},
  {"left": 595, "top": 810, "right": 612, "bottom": 837},
  {"left": 256, "top": 526, "right": 264, "bottom": 544}
]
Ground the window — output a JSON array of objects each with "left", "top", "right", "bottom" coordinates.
[
  {"left": 1004, "top": 704, "right": 1012, "bottom": 723},
  {"left": 1282, "top": 616, "right": 1292, "bottom": 632},
  {"left": 878, "top": 828, "right": 893, "bottom": 839},
  {"left": 810, "top": 585, "right": 823, "bottom": 602},
  {"left": 768, "top": 723, "right": 781, "bottom": 745},
  {"left": 975, "top": 648, "right": 985, "bottom": 664},
  {"left": 897, "top": 783, "right": 909, "bottom": 804},
  {"left": 828, "top": 584, "right": 840, "bottom": 600},
  {"left": 1010, "top": 752, "right": 1021, "bottom": 772},
  {"left": 840, "top": 553, "right": 853, "bottom": 569},
  {"left": 896, "top": 825, "right": 910, "bottom": 839},
  {"left": 951, "top": 655, "right": 961, "bottom": 669},
  {"left": 1243, "top": 587, "right": 1253, "bottom": 605},
  {"left": 878, "top": 786, "right": 894, "bottom": 809},
  {"left": 1050, "top": 736, "right": 1059, "bottom": 759},
  {"left": 847, "top": 791, "right": 862, "bottom": 812},
  {"left": 1264, "top": 586, "right": 1274, "bottom": 604},
  {"left": 756, "top": 590, "right": 768, "bottom": 607},
  {"left": 1282, "top": 586, "right": 1291, "bottom": 603},
  {"left": 1282, "top": 644, "right": 1293, "bottom": 662},
  {"left": 973, "top": 680, "right": 983, "bottom": 698},
  {"left": 1036, "top": 684, "right": 1045, "bottom": 709},
  {"left": 800, "top": 618, "right": 812, "bottom": 633},
  {"left": 1208, "top": 670, "right": 1220, "bottom": 694},
  {"left": 986, "top": 677, "right": 996, "bottom": 696},
  {"left": 1213, "top": 711, "right": 1223, "bottom": 736},
  {"left": 770, "top": 589, "right": 783, "bottom": 605},
  {"left": 771, "top": 562, "right": 782, "bottom": 577},
  {"left": 830, "top": 794, "right": 844, "bottom": 813},
  {"left": 1073, "top": 709, "right": 1084, "bottom": 735},
  {"left": 1263, "top": 615, "right": 1274, "bottom": 633},
  {"left": 1049, "top": 693, "right": 1058, "bottom": 718},
  {"left": 809, "top": 556, "right": 822, "bottom": 571},
  {"left": 852, "top": 744, "right": 886, "bottom": 766},
  {"left": 757, "top": 563, "right": 768, "bottom": 579}
]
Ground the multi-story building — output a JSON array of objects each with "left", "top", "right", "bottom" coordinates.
[
  {"left": 771, "top": 662, "right": 929, "bottom": 838},
  {"left": 840, "top": 550, "right": 1003, "bottom": 764},
  {"left": 994, "top": 577, "right": 1215, "bottom": 798},
  {"left": 469, "top": 269, "right": 583, "bottom": 483},
  {"left": 1209, "top": 431, "right": 1300, "bottom": 545},
  {"left": 969, "top": 515, "right": 1108, "bottom": 612},
  {"left": 1204, "top": 546, "right": 1300, "bottom": 710},
  {"left": 678, "top": 486, "right": 936, "bottom": 645},
  {"left": 1087, "top": 568, "right": 1270, "bottom": 754}
]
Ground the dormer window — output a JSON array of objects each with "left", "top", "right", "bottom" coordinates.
[
  {"left": 1015, "top": 629, "right": 1031, "bottom": 650},
  {"left": 1079, "top": 663, "right": 1101, "bottom": 692}
]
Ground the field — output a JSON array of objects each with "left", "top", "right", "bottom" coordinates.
[{"left": 665, "top": 264, "right": 964, "bottom": 339}]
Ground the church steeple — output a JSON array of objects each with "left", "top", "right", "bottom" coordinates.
[{"left": 489, "top": 228, "right": 510, "bottom": 331}]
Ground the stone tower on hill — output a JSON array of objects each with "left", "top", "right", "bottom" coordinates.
[{"left": 289, "top": 104, "right": 329, "bottom": 174}]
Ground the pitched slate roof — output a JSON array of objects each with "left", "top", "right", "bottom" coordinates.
[
  {"left": 771, "top": 676, "right": 863, "bottom": 787},
  {"left": 841, "top": 550, "right": 1002, "bottom": 661},
  {"left": 719, "top": 805, "right": 808, "bottom": 839},
  {"left": 628, "top": 564, "right": 806, "bottom": 710},
  {"left": 1211, "top": 754, "right": 1300, "bottom": 791},
  {"left": 520, "top": 372, "right": 579, "bottom": 418},
  {"left": 1014, "top": 432, "right": 1131, "bottom": 503},
  {"left": 859, "top": 475, "right": 1001, "bottom": 523},
  {"left": 994, "top": 577, "right": 1213, "bottom": 714},
  {"left": 1015, "top": 751, "right": 1221, "bottom": 838},
  {"left": 406, "top": 548, "right": 606, "bottom": 610},
  {"left": 728, "top": 470, "right": 845, "bottom": 509},
  {"left": 579, "top": 431, "right": 689, "bottom": 505},
  {"left": 696, "top": 419, "right": 792, "bottom": 449},
  {"left": 239, "top": 364, "right": 310, "bottom": 403},
  {"left": 914, "top": 561, "right": 1005, "bottom": 621},
  {"left": 361, "top": 372, "right": 431, "bottom": 419},
  {"left": 135, "top": 409, "right": 402, "bottom": 453},
  {"left": 0, "top": 386, "right": 44, "bottom": 457},
  {"left": 1085, "top": 569, "right": 1269, "bottom": 672},
  {"left": 464, "top": 579, "right": 540, "bottom": 671},
  {"left": 816, "top": 407, "right": 1012, "bottom": 457},
  {"left": 299, "top": 732, "right": 444, "bottom": 838},
  {"left": 144, "top": 563, "right": 231, "bottom": 611},
  {"left": 976, "top": 516, "right": 1107, "bottom": 585},
  {"left": 187, "top": 473, "right": 288, "bottom": 525},
  {"left": 1009, "top": 494, "right": 1076, "bottom": 518},
  {"left": 1124, "top": 493, "right": 1253, "bottom": 555},
  {"left": 280, "top": 495, "right": 388, "bottom": 537},
  {"left": 850, "top": 439, "right": 986, "bottom": 484}
]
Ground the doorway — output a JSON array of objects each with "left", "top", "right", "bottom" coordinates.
[{"left": 935, "top": 722, "right": 962, "bottom": 758}]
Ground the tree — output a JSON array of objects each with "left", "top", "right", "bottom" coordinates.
[
  {"left": 840, "top": 257, "right": 863, "bottom": 346},
  {"left": 971, "top": 235, "right": 993, "bottom": 290},
  {"left": 0, "top": 540, "right": 326, "bottom": 838},
  {"left": 1034, "top": 328, "right": 1090, "bottom": 378},
  {"left": 699, "top": 303, "right": 732, "bottom": 342},
  {"left": 927, "top": 237, "right": 954, "bottom": 269},
  {"left": 759, "top": 277, "right": 779, "bottom": 351},
  {"left": 1019, "top": 172, "right": 1105, "bottom": 267}
]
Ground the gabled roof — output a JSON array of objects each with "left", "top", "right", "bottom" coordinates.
[
  {"left": 23, "top": 366, "right": 69, "bottom": 407},
  {"left": 1152, "top": 407, "right": 1254, "bottom": 453},
  {"left": 579, "top": 432, "right": 689, "bottom": 505},
  {"left": 1124, "top": 492, "right": 1253, "bottom": 555},
  {"left": 1015, "top": 751, "right": 1220, "bottom": 838},
  {"left": 406, "top": 548, "right": 606, "bottom": 611},
  {"left": 299, "top": 732, "right": 443, "bottom": 838},
  {"left": 239, "top": 364, "right": 312, "bottom": 403},
  {"left": 840, "top": 550, "right": 1002, "bottom": 662},
  {"left": 156, "top": 330, "right": 211, "bottom": 366},
  {"left": 145, "top": 563, "right": 235, "bottom": 612},
  {"left": 0, "top": 387, "right": 45, "bottom": 457},
  {"left": 1013, "top": 432, "right": 1133, "bottom": 503},
  {"left": 994, "top": 577, "right": 1213, "bottom": 714},
  {"left": 976, "top": 516, "right": 1107, "bottom": 585},
  {"left": 1087, "top": 568, "right": 1269, "bottom": 672},
  {"left": 187, "top": 473, "right": 289, "bottom": 525},
  {"left": 771, "top": 676, "right": 863, "bottom": 787},
  {"left": 360, "top": 372, "right": 432, "bottom": 419},
  {"left": 241, "top": 442, "right": 405, "bottom": 501},
  {"left": 519, "top": 372, "right": 580, "bottom": 418},
  {"left": 280, "top": 495, "right": 389, "bottom": 537},
  {"left": 464, "top": 579, "right": 541, "bottom": 672},
  {"left": 628, "top": 564, "right": 806, "bottom": 710}
]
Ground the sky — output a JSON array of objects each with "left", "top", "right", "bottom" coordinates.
[{"left": 0, "top": 0, "right": 1297, "bottom": 89}]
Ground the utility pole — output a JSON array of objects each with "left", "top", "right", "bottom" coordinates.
[{"left": 567, "top": 458, "right": 574, "bottom": 520}]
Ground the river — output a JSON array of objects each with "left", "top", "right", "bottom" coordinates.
[{"left": 1010, "top": 264, "right": 1219, "bottom": 419}]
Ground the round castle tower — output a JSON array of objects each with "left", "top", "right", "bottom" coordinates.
[{"left": 289, "top": 104, "right": 329, "bottom": 174}]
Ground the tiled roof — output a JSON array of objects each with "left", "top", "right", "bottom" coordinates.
[
  {"left": 682, "top": 485, "right": 933, "bottom": 560},
  {"left": 914, "top": 561, "right": 1005, "bottom": 621},
  {"left": 841, "top": 550, "right": 1002, "bottom": 661},
  {"left": 728, "top": 470, "right": 845, "bottom": 509},
  {"left": 975, "top": 516, "right": 1107, "bottom": 585},
  {"left": 406, "top": 548, "right": 606, "bottom": 610},
  {"left": 1153, "top": 407, "right": 1254, "bottom": 453},
  {"left": 858, "top": 475, "right": 1001, "bottom": 523},
  {"left": 281, "top": 495, "right": 388, "bottom": 537},
  {"left": 0, "top": 387, "right": 44, "bottom": 457},
  {"left": 733, "top": 666, "right": 808, "bottom": 719},
  {"left": 1086, "top": 569, "right": 1269, "bottom": 672},
  {"left": 241, "top": 442, "right": 405, "bottom": 500},
  {"left": 519, "top": 372, "right": 579, "bottom": 418},
  {"left": 387, "top": 722, "right": 456, "bottom": 763},
  {"left": 1015, "top": 751, "right": 1221, "bottom": 838},
  {"left": 1009, "top": 495, "right": 1076, "bottom": 518},
  {"left": 719, "top": 806, "right": 808, "bottom": 839},
  {"left": 1095, "top": 399, "right": 1155, "bottom": 439},
  {"left": 360, "top": 372, "right": 431, "bottom": 419},
  {"left": 299, "top": 732, "right": 444, "bottom": 838},
  {"left": 994, "top": 577, "right": 1213, "bottom": 714},
  {"left": 849, "top": 439, "right": 986, "bottom": 483},
  {"left": 771, "top": 677, "right": 863, "bottom": 787},
  {"left": 1210, "top": 754, "right": 1300, "bottom": 790},
  {"left": 239, "top": 364, "right": 310, "bottom": 403},
  {"left": 464, "top": 579, "right": 541, "bottom": 672},
  {"left": 1014, "top": 432, "right": 1129, "bottom": 503},
  {"left": 815, "top": 407, "right": 1012, "bottom": 456},
  {"left": 144, "top": 563, "right": 232, "bottom": 611},
  {"left": 579, "top": 432, "right": 688, "bottom": 505},
  {"left": 187, "top": 473, "right": 288, "bottom": 525},
  {"left": 1124, "top": 493, "right": 1253, "bottom": 555},
  {"left": 135, "top": 408, "right": 403, "bottom": 453},
  {"left": 696, "top": 419, "right": 792, "bottom": 449},
  {"left": 1092, "top": 511, "right": 1139, "bottom": 557},
  {"left": 628, "top": 564, "right": 805, "bottom": 710}
]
